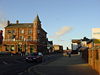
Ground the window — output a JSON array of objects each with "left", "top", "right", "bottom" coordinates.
[
  {"left": 6, "top": 45, "right": 10, "bottom": 51},
  {"left": 12, "top": 30, "right": 15, "bottom": 33},
  {"left": 37, "top": 30, "right": 40, "bottom": 33},
  {"left": 20, "top": 36, "right": 24, "bottom": 40},
  {"left": 28, "top": 29, "right": 32, "bottom": 34},
  {"left": 7, "top": 30, "right": 11, "bottom": 33},
  {"left": 20, "top": 29, "right": 24, "bottom": 34},
  {"left": 28, "top": 36, "right": 32, "bottom": 40},
  {"left": 30, "top": 45, "right": 34, "bottom": 53},
  {"left": 12, "top": 35, "right": 16, "bottom": 39},
  {"left": 11, "top": 45, "right": 15, "bottom": 51}
]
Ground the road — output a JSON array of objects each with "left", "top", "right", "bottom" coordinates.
[
  {"left": 29, "top": 54, "right": 99, "bottom": 75},
  {"left": 0, "top": 54, "right": 62, "bottom": 75},
  {"left": 0, "top": 56, "right": 34, "bottom": 75}
]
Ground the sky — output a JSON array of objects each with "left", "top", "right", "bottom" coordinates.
[{"left": 0, "top": 0, "right": 100, "bottom": 49}]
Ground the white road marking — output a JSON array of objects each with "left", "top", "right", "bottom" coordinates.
[
  {"left": 18, "top": 72, "right": 23, "bottom": 75},
  {"left": 3, "top": 61, "right": 8, "bottom": 64}
]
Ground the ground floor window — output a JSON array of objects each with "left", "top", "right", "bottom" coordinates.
[
  {"left": 6, "top": 45, "right": 10, "bottom": 51},
  {"left": 6, "top": 45, "right": 15, "bottom": 51},
  {"left": 18, "top": 45, "right": 22, "bottom": 52},
  {"left": 30, "top": 45, "right": 35, "bottom": 53},
  {"left": 11, "top": 45, "right": 15, "bottom": 51}
]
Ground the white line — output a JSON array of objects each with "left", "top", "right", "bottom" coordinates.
[
  {"left": 18, "top": 72, "right": 23, "bottom": 75},
  {"left": 3, "top": 61, "right": 8, "bottom": 64}
]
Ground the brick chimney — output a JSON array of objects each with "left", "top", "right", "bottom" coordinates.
[
  {"left": 7, "top": 20, "right": 10, "bottom": 25},
  {"left": 16, "top": 20, "right": 19, "bottom": 24}
]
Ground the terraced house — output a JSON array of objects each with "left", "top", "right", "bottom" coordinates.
[{"left": 2, "top": 15, "right": 48, "bottom": 54}]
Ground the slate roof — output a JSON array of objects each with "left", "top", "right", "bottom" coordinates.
[{"left": 5, "top": 23, "right": 33, "bottom": 28}]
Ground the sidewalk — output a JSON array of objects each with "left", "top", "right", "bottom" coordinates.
[{"left": 29, "top": 54, "right": 99, "bottom": 75}]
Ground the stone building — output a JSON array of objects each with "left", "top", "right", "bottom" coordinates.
[
  {"left": 2, "top": 15, "right": 48, "bottom": 54},
  {"left": 53, "top": 45, "right": 63, "bottom": 53}
]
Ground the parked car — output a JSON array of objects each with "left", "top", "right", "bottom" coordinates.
[
  {"left": 25, "top": 52, "right": 43, "bottom": 63},
  {"left": 0, "top": 52, "right": 13, "bottom": 56}
]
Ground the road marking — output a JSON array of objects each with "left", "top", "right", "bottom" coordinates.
[
  {"left": 3, "top": 61, "right": 8, "bottom": 64},
  {"left": 18, "top": 72, "right": 23, "bottom": 75}
]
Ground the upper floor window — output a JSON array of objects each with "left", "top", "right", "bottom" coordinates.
[
  {"left": 7, "top": 30, "right": 11, "bottom": 33},
  {"left": 7, "top": 30, "right": 15, "bottom": 34},
  {"left": 20, "top": 36, "right": 24, "bottom": 40},
  {"left": 20, "top": 29, "right": 24, "bottom": 34},
  {"left": 28, "top": 36, "right": 32, "bottom": 40},
  {"left": 12, "top": 30, "right": 15, "bottom": 33},
  {"left": 37, "top": 30, "right": 40, "bottom": 34},
  {"left": 28, "top": 29, "right": 32, "bottom": 34}
]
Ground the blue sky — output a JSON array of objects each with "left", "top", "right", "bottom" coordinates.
[{"left": 0, "top": 0, "right": 100, "bottom": 49}]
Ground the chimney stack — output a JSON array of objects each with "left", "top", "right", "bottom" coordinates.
[
  {"left": 7, "top": 20, "right": 10, "bottom": 25},
  {"left": 16, "top": 20, "right": 19, "bottom": 24}
]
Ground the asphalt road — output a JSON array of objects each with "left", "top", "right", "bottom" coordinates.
[
  {"left": 0, "top": 54, "right": 62, "bottom": 75},
  {"left": 0, "top": 56, "right": 35, "bottom": 75},
  {"left": 29, "top": 54, "right": 98, "bottom": 75}
]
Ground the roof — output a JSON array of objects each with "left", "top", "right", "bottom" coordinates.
[
  {"left": 87, "top": 39, "right": 93, "bottom": 44},
  {"left": 79, "top": 47, "right": 88, "bottom": 51},
  {"left": 81, "top": 37, "right": 89, "bottom": 41},
  {"left": 5, "top": 23, "right": 33, "bottom": 28},
  {"left": 53, "top": 45, "right": 63, "bottom": 47},
  {"left": 72, "top": 40, "right": 81, "bottom": 43},
  {"left": 34, "top": 15, "right": 41, "bottom": 23}
]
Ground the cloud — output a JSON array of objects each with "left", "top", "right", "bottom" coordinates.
[{"left": 49, "top": 26, "right": 72, "bottom": 39}]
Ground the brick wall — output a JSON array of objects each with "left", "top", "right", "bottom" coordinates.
[{"left": 88, "top": 48, "right": 100, "bottom": 75}]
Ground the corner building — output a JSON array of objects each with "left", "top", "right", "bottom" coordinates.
[{"left": 2, "top": 15, "right": 48, "bottom": 54}]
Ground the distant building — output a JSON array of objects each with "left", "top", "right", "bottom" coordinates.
[
  {"left": 71, "top": 40, "right": 81, "bottom": 50},
  {"left": 53, "top": 45, "right": 63, "bottom": 53},
  {"left": 92, "top": 28, "right": 100, "bottom": 46},
  {"left": 71, "top": 37, "right": 93, "bottom": 53},
  {"left": 71, "top": 39, "right": 81, "bottom": 54},
  {"left": 81, "top": 37, "right": 93, "bottom": 48},
  {"left": 2, "top": 15, "right": 48, "bottom": 54}
]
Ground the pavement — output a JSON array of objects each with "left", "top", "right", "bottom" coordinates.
[{"left": 28, "top": 54, "right": 99, "bottom": 75}]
